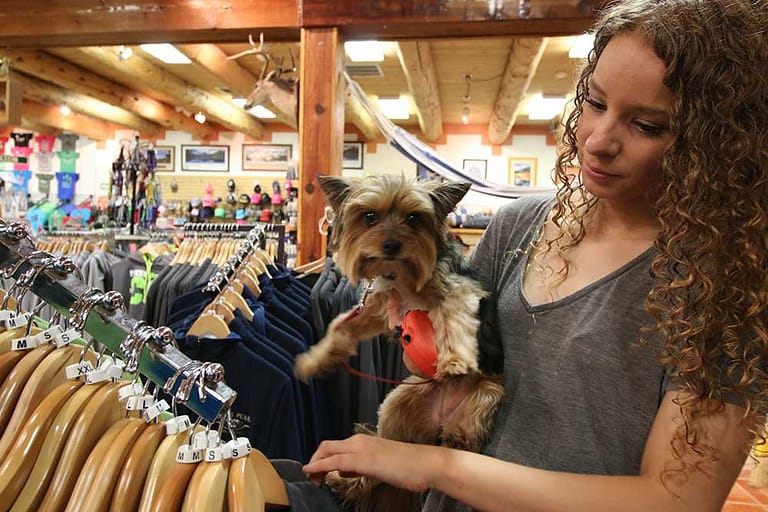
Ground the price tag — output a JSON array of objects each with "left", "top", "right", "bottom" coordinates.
[
  {"left": 165, "top": 415, "right": 192, "bottom": 435},
  {"left": 11, "top": 336, "right": 38, "bottom": 351},
  {"left": 222, "top": 437, "right": 251, "bottom": 459},
  {"left": 6, "top": 312, "right": 31, "bottom": 329},
  {"left": 65, "top": 360, "right": 95, "bottom": 380},
  {"left": 176, "top": 445, "right": 203, "bottom": 464},
  {"left": 143, "top": 399, "right": 170, "bottom": 422},
  {"left": 118, "top": 381, "right": 144, "bottom": 401},
  {"left": 33, "top": 325, "right": 63, "bottom": 346}
]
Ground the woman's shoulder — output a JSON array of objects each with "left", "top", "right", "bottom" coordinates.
[{"left": 493, "top": 194, "right": 554, "bottom": 225}]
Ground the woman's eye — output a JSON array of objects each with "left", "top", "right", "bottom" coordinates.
[
  {"left": 363, "top": 211, "right": 378, "bottom": 225},
  {"left": 406, "top": 213, "right": 419, "bottom": 226},
  {"left": 635, "top": 121, "right": 666, "bottom": 137},
  {"left": 585, "top": 97, "right": 606, "bottom": 111}
]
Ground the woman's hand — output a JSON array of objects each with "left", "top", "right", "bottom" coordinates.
[{"left": 303, "top": 434, "right": 442, "bottom": 494}]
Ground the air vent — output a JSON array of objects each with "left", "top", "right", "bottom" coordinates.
[{"left": 345, "top": 63, "right": 383, "bottom": 78}]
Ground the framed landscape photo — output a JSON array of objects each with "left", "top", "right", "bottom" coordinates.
[
  {"left": 242, "top": 144, "right": 293, "bottom": 171},
  {"left": 508, "top": 157, "right": 537, "bottom": 186},
  {"left": 462, "top": 159, "right": 487, "bottom": 180},
  {"left": 342, "top": 141, "right": 364, "bottom": 169},
  {"left": 181, "top": 144, "right": 229, "bottom": 172},
  {"left": 153, "top": 145, "right": 175, "bottom": 172}
]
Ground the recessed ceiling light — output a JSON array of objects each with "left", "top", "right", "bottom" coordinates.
[
  {"left": 527, "top": 95, "right": 568, "bottom": 120},
  {"left": 59, "top": 105, "right": 72, "bottom": 116},
  {"left": 194, "top": 112, "right": 206, "bottom": 124},
  {"left": 344, "top": 41, "right": 387, "bottom": 62},
  {"left": 140, "top": 43, "right": 191, "bottom": 64}
]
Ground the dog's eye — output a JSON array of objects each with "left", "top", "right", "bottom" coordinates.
[
  {"left": 363, "top": 211, "right": 378, "bottom": 225},
  {"left": 405, "top": 213, "right": 420, "bottom": 226}
]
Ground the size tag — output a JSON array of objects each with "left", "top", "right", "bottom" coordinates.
[
  {"left": 176, "top": 445, "right": 203, "bottom": 464},
  {"left": 33, "top": 325, "right": 63, "bottom": 346},
  {"left": 65, "top": 360, "right": 95, "bottom": 380},
  {"left": 0, "top": 310, "right": 16, "bottom": 322},
  {"left": 222, "top": 437, "right": 251, "bottom": 459},
  {"left": 84, "top": 367, "right": 111, "bottom": 384},
  {"left": 106, "top": 363, "right": 124, "bottom": 380},
  {"left": 206, "top": 445, "right": 226, "bottom": 462},
  {"left": 118, "top": 382, "right": 145, "bottom": 401},
  {"left": 6, "top": 312, "right": 31, "bottom": 330},
  {"left": 11, "top": 336, "right": 38, "bottom": 351},
  {"left": 55, "top": 329, "right": 80, "bottom": 348},
  {"left": 192, "top": 431, "right": 209, "bottom": 450},
  {"left": 126, "top": 394, "right": 154, "bottom": 411},
  {"left": 143, "top": 399, "right": 170, "bottom": 422},
  {"left": 165, "top": 415, "right": 192, "bottom": 435}
]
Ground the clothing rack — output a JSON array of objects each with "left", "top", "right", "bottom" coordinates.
[
  {"left": 0, "top": 220, "right": 237, "bottom": 422},
  {"left": 183, "top": 221, "right": 286, "bottom": 264}
]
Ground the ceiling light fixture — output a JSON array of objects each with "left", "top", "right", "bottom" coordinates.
[
  {"left": 568, "top": 33, "right": 595, "bottom": 59},
  {"left": 194, "top": 112, "right": 206, "bottom": 124},
  {"left": 344, "top": 41, "right": 387, "bottom": 62},
  {"left": 59, "top": 105, "right": 72, "bottom": 116},
  {"left": 377, "top": 96, "right": 410, "bottom": 120},
  {"left": 526, "top": 94, "right": 568, "bottom": 120},
  {"left": 461, "top": 73, "right": 472, "bottom": 125},
  {"left": 139, "top": 43, "right": 191, "bottom": 64}
]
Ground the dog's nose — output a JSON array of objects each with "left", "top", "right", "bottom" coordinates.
[{"left": 382, "top": 239, "right": 402, "bottom": 257}]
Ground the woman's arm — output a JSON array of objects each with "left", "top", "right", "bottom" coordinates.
[{"left": 303, "top": 391, "right": 753, "bottom": 512}]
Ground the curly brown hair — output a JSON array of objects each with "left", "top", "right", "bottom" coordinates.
[{"left": 553, "top": 0, "right": 768, "bottom": 473}]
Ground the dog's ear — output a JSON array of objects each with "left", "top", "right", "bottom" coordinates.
[
  {"left": 429, "top": 182, "right": 472, "bottom": 220},
  {"left": 318, "top": 175, "right": 354, "bottom": 212}
]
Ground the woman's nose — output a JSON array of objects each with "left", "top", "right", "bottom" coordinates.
[{"left": 584, "top": 120, "right": 621, "bottom": 158}]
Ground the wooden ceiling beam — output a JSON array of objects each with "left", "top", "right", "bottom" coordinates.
[
  {"left": 177, "top": 43, "right": 297, "bottom": 129},
  {"left": 3, "top": 49, "right": 216, "bottom": 141},
  {"left": 344, "top": 91, "right": 380, "bottom": 141},
  {"left": 396, "top": 41, "right": 442, "bottom": 142},
  {"left": 75, "top": 47, "right": 266, "bottom": 140},
  {"left": 488, "top": 37, "right": 547, "bottom": 145},
  {"left": 21, "top": 100, "right": 119, "bottom": 141},
  {"left": 14, "top": 73, "right": 164, "bottom": 139}
]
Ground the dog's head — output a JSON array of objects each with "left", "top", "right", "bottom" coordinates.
[{"left": 319, "top": 174, "right": 470, "bottom": 292}]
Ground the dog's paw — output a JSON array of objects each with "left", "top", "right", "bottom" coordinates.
[{"left": 294, "top": 352, "right": 319, "bottom": 382}]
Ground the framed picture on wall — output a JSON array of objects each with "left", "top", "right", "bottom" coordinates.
[
  {"left": 342, "top": 142, "right": 364, "bottom": 169},
  {"left": 508, "top": 157, "right": 537, "bottom": 186},
  {"left": 181, "top": 144, "right": 229, "bottom": 172},
  {"left": 242, "top": 144, "right": 293, "bottom": 171},
  {"left": 153, "top": 145, "right": 175, "bottom": 172},
  {"left": 462, "top": 159, "right": 487, "bottom": 180}
]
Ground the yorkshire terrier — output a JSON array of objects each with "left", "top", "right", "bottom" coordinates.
[{"left": 295, "top": 174, "right": 504, "bottom": 512}]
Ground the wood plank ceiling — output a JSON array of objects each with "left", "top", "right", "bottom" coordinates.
[{"left": 1, "top": 35, "right": 585, "bottom": 144}]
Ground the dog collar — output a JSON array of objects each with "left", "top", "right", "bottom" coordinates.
[{"left": 398, "top": 310, "right": 438, "bottom": 378}]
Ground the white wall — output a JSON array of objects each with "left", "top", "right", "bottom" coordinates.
[{"left": 10, "top": 128, "right": 558, "bottom": 213}]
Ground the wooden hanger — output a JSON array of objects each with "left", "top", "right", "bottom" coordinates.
[
  {"left": 11, "top": 382, "right": 104, "bottom": 512},
  {"left": 37, "top": 381, "right": 124, "bottom": 512},
  {"left": 0, "top": 324, "right": 42, "bottom": 352},
  {"left": 79, "top": 417, "right": 149, "bottom": 511},
  {"left": 222, "top": 287, "right": 254, "bottom": 321},
  {"left": 183, "top": 459, "right": 231, "bottom": 512},
  {"left": 247, "top": 448, "right": 290, "bottom": 507},
  {"left": 0, "top": 379, "right": 82, "bottom": 508},
  {"left": 63, "top": 417, "right": 133, "bottom": 512},
  {"left": 0, "top": 345, "right": 78, "bottom": 463},
  {"left": 187, "top": 308, "right": 231, "bottom": 339},
  {"left": 151, "top": 461, "right": 200, "bottom": 511},
  {"left": 0, "top": 345, "right": 55, "bottom": 449},
  {"left": 138, "top": 428, "right": 199, "bottom": 512},
  {"left": 0, "top": 351, "right": 26, "bottom": 386},
  {"left": 109, "top": 421, "right": 166, "bottom": 512},
  {"left": 228, "top": 455, "right": 266, "bottom": 512}
]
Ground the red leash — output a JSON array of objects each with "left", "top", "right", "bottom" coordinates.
[{"left": 340, "top": 361, "right": 433, "bottom": 385}]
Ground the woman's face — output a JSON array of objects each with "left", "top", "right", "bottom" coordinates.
[{"left": 577, "top": 31, "right": 675, "bottom": 208}]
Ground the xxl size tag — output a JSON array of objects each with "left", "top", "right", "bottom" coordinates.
[{"left": 65, "top": 360, "right": 95, "bottom": 380}]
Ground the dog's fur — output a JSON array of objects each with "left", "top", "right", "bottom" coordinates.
[{"left": 295, "top": 174, "right": 504, "bottom": 512}]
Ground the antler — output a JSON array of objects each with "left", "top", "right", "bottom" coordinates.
[{"left": 227, "top": 33, "right": 269, "bottom": 61}]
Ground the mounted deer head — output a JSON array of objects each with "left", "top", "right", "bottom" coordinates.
[{"left": 228, "top": 33, "right": 299, "bottom": 128}]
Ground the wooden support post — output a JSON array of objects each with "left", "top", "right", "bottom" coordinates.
[
  {"left": 297, "top": 27, "right": 345, "bottom": 265},
  {"left": 0, "top": 66, "right": 22, "bottom": 126}
]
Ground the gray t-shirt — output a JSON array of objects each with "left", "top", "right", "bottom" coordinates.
[{"left": 423, "top": 195, "right": 668, "bottom": 511}]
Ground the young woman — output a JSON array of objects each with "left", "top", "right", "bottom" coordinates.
[{"left": 304, "top": 1, "right": 768, "bottom": 510}]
